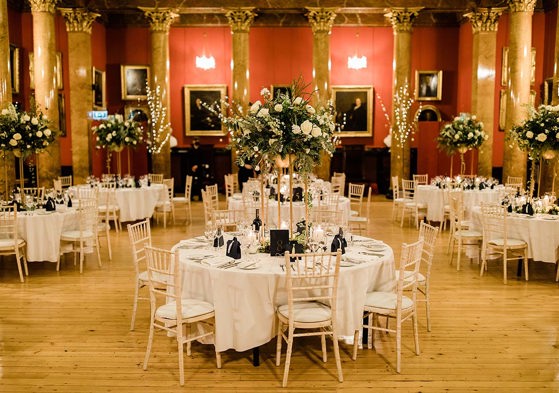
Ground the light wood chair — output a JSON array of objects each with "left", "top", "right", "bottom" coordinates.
[
  {"left": 98, "top": 181, "right": 121, "bottom": 232},
  {"left": 413, "top": 174, "right": 429, "bottom": 186},
  {"left": 330, "top": 174, "right": 345, "bottom": 196},
  {"left": 348, "top": 183, "right": 366, "bottom": 216},
  {"left": 0, "top": 206, "right": 28, "bottom": 282},
  {"left": 310, "top": 207, "right": 344, "bottom": 232},
  {"left": 211, "top": 209, "right": 244, "bottom": 232},
  {"left": 201, "top": 189, "right": 215, "bottom": 229},
  {"left": 353, "top": 239, "right": 424, "bottom": 373},
  {"left": 154, "top": 178, "right": 175, "bottom": 228},
  {"left": 58, "top": 175, "right": 73, "bottom": 188},
  {"left": 127, "top": 219, "right": 152, "bottom": 331},
  {"left": 148, "top": 173, "right": 164, "bottom": 184},
  {"left": 143, "top": 246, "right": 221, "bottom": 386},
  {"left": 480, "top": 203, "right": 528, "bottom": 284},
  {"left": 53, "top": 179, "right": 63, "bottom": 192},
  {"left": 96, "top": 189, "right": 113, "bottom": 261},
  {"left": 58, "top": 197, "right": 102, "bottom": 274},
  {"left": 276, "top": 250, "right": 343, "bottom": 387},
  {"left": 448, "top": 192, "right": 482, "bottom": 271},
  {"left": 400, "top": 180, "right": 427, "bottom": 229},
  {"left": 172, "top": 175, "right": 193, "bottom": 224},
  {"left": 23, "top": 187, "right": 45, "bottom": 205},
  {"left": 505, "top": 176, "right": 523, "bottom": 189},
  {"left": 348, "top": 185, "right": 371, "bottom": 234},
  {"left": 224, "top": 173, "right": 239, "bottom": 202},
  {"left": 205, "top": 183, "right": 219, "bottom": 211},
  {"left": 391, "top": 176, "right": 408, "bottom": 222}
]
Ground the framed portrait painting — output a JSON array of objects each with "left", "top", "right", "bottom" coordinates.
[
  {"left": 183, "top": 85, "right": 227, "bottom": 136},
  {"left": 9, "top": 44, "right": 20, "bottom": 94},
  {"left": 121, "top": 65, "right": 150, "bottom": 100},
  {"left": 331, "top": 86, "right": 373, "bottom": 137},
  {"left": 415, "top": 70, "right": 442, "bottom": 101},
  {"left": 125, "top": 104, "right": 149, "bottom": 123},
  {"left": 271, "top": 85, "right": 292, "bottom": 100},
  {"left": 92, "top": 67, "right": 106, "bottom": 109}
]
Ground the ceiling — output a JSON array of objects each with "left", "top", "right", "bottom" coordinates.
[{"left": 10, "top": 0, "right": 558, "bottom": 27}]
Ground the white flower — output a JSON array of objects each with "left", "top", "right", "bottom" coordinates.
[
  {"left": 255, "top": 165, "right": 260, "bottom": 171},
  {"left": 300, "top": 120, "right": 313, "bottom": 135},
  {"left": 43, "top": 141, "right": 48, "bottom": 146},
  {"left": 253, "top": 146, "right": 259, "bottom": 151},
  {"left": 536, "top": 133, "right": 547, "bottom": 142},
  {"left": 99, "top": 124, "right": 106, "bottom": 129},
  {"left": 471, "top": 115, "right": 476, "bottom": 120},
  {"left": 13, "top": 133, "right": 21, "bottom": 140},
  {"left": 311, "top": 125, "right": 322, "bottom": 137},
  {"left": 306, "top": 105, "right": 316, "bottom": 114},
  {"left": 269, "top": 138, "right": 277, "bottom": 146},
  {"left": 250, "top": 101, "right": 262, "bottom": 113},
  {"left": 106, "top": 134, "right": 112, "bottom": 141},
  {"left": 257, "top": 108, "right": 269, "bottom": 117},
  {"left": 31, "top": 117, "right": 38, "bottom": 125},
  {"left": 22, "top": 114, "right": 30, "bottom": 122},
  {"left": 468, "top": 132, "right": 473, "bottom": 139},
  {"left": 260, "top": 88, "right": 270, "bottom": 97},
  {"left": 112, "top": 131, "right": 116, "bottom": 136},
  {"left": 526, "top": 131, "right": 534, "bottom": 139},
  {"left": 125, "top": 137, "right": 130, "bottom": 142},
  {"left": 556, "top": 132, "right": 559, "bottom": 140},
  {"left": 44, "top": 129, "right": 51, "bottom": 137},
  {"left": 454, "top": 134, "right": 460, "bottom": 140},
  {"left": 36, "top": 131, "right": 43, "bottom": 137},
  {"left": 305, "top": 148, "right": 310, "bottom": 153},
  {"left": 115, "top": 114, "right": 123, "bottom": 122},
  {"left": 293, "top": 97, "right": 303, "bottom": 105},
  {"left": 1, "top": 109, "right": 8, "bottom": 115},
  {"left": 274, "top": 104, "right": 283, "bottom": 112},
  {"left": 9, "top": 139, "right": 17, "bottom": 146},
  {"left": 292, "top": 125, "right": 301, "bottom": 134}
]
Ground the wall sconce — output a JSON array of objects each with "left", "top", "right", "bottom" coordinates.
[
  {"left": 347, "top": 32, "right": 367, "bottom": 70},
  {"left": 196, "top": 33, "right": 216, "bottom": 71}
]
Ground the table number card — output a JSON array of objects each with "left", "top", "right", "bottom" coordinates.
[{"left": 270, "top": 229, "right": 289, "bottom": 256}]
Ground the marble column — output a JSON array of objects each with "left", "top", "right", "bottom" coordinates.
[
  {"left": 306, "top": 8, "right": 336, "bottom": 180},
  {"left": 30, "top": 0, "right": 60, "bottom": 187},
  {"left": 386, "top": 8, "right": 420, "bottom": 182},
  {"left": 140, "top": 7, "right": 177, "bottom": 178},
  {"left": 0, "top": 0, "right": 15, "bottom": 197},
  {"left": 502, "top": 0, "right": 536, "bottom": 185},
  {"left": 466, "top": 8, "right": 504, "bottom": 178},
  {"left": 59, "top": 8, "right": 99, "bottom": 185},
  {"left": 226, "top": 8, "right": 255, "bottom": 175}
]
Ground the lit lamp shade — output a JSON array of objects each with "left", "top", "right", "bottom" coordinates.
[
  {"left": 347, "top": 55, "right": 367, "bottom": 70},
  {"left": 195, "top": 55, "right": 216, "bottom": 70}
]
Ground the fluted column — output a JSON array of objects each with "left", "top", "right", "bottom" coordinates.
[
  {"left": 140, "top": 7, "right": 177, "bottom": 178},
  {"left": 502, "top": 0, "right": 536, "bottom": 185},
  {"left": 30, "top": 0, "right": 60, "bottom": 187},
  {"left": 226, "top": 8, "right": 255, "bottom": 107},
  {"left": 466, "top": 7, "right": 504, "bottom": 178},
  {"left": 0, "top": 0, "right": 15, "bottom": 196},
  {"left": 306, "top": 8, "right": 336, "bottom": 180},
  {"left": 386, "top": 8, "right": 421, "bottom": 182},
  {"left": 60, "top": 8, "right": 99, "bottom": 185}
]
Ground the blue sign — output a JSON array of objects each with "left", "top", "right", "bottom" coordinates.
[{"left": 88, "top": 110, "right": 108, "bottom": 120}]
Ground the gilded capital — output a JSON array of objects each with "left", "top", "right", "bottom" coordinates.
[
  {"left": 508, "top": 0, "right": 536, "bottom": 13},
  {"left": 139, "top": 7, "right": 178, "bottom": 33},
  {"left": 465, "top": 8, "right": 506, "bottom": 33},
  {"left": 28, "top": 0, "right": 58, "bottom": 13},
  {"left": 225, "top": 8, "right": 256, "bottom": 33},
  {"left": 385, "top": 8, "right": 422, "bottom": 33},
  {"left": 306, "top": 8, "right": 337, "bottom": 34},
  {"left": 59, "top": 8, "right": 100, "bottom": 34}
]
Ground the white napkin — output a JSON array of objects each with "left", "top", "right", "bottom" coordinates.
[
  {"left": 343, "top": 252, "right": 377, "bottom": 264},
  {"left": 203, "top": 255, "right": 235, "bottom": 267},
  {"left": 178, "top": 248, "right": 215, "bottom": 261}
]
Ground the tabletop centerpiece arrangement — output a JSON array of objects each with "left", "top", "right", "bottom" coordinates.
[
  {"left": 0, "top": 102, "right": 56, "bottom": 193},
  {"left": 437, "top": 113, "right": 487, "bottom": 176},
  {"left": 223, "top": 79, "right": 336, "bottom": 246},
  {"left": 92, "top": 114, "right": 142, "bottom": 175},
  {"left": 509, "top": 104, "right": 559, "bottom": 197}
]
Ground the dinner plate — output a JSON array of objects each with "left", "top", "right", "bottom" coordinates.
[
  {"left": 367, "top": 245, "right": 387, "bottom": 252},
  {"left": 238, "top": 261, "right": 259, "bottom": 270}
]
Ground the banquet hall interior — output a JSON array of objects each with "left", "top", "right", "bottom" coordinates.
[{"left": 1, "top": 0, "right": 559, "bottom": 391}]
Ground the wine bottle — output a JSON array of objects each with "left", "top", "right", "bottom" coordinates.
[{"left": 252, "top": 208, "right": 262, "bottom": 231}]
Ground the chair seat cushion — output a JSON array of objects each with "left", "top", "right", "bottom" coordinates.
[
  {"left": 404, "top": 201, "right": 427, "bottom": 209},
  {"left": 98, "top": 205, "right": 119, "bottom": 212},
  {"left": 394, "top": 270, "right": 426, "bottom": 284},
  {"left": 364, "top": 291, "right": 414, "bottom": 311},
  {"left": 455, "top": 229, "right": 482, "bottom": 238},
  {"left": 172, "top": 197, "right": 187, "bottom": 203},
  {"left": 156, "top": 299, "right": 215, "bottom": 320},
  {"left": 349, "top": 216, "right": 367, "bottom": 223},
  {"left": 138, "top": 270, "right": 169, "bottom": 285},
  {"left": 488, "top": 238, "right": 527, "bottom": 248},
  {"left": 60, "top": 230, "right": 95, "bottom": 240},
  {"left": 0, "top": 238, "right": 25, "bottom": 249},
  {"left": 277, "top": 301, "right": 332, "bottom": 323}
]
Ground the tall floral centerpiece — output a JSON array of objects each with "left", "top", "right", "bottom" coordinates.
[
  {"left": 92, "top": 114, "right": 142, "bottom": 175},
  {"left": 224, "top": 81, "right": 336, "bottom": 233},
  {"left": 437, "top": 113, "right": 487, "bottom": 175},
  {"left": 0, "top": 103, "right": 56, "bottom": 192},
  {"left": 509, "top": 104, "right": 559, "bottom": 196}
]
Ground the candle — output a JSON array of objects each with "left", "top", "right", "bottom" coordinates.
[
  {"left": 280, "top": 220, "right": 288, "bottom": 229},
  {"left": 313, "top": 225, "right": 324, "bottom": 241}
]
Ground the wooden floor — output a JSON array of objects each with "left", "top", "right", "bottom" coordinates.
[{"left": 1, "top": 196, "right": 559, "bottom": 392}]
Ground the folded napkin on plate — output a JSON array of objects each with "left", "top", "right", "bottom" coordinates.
[
  {"left": 178, "top": 238, "right": 208, "bottom": 249},
  {"left": 342, "top": 252, "right": 377, "bottom": 264},
  {"left": 203, "top": 255, "right": 235, "bottom": 267},
  {"left": 178, "top": 248, "right": 215, "bottom": 260}
]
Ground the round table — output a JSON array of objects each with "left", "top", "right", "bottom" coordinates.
[{"left": 172, "top": 235, "right": 395, "bottom": 353}]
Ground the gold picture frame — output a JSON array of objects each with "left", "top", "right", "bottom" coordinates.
[
  {"left": 415, "top": 104, "right": 442, "bottom": 122},
  {"left": 29, "top": 52, "right": 62, "bottom": 90},
  {"left": 183, "top": 84, "right": 227, "bottom": 136},
  {"left": 499, "top": 89, "right": 507, "bottom": 131},
  {"left": 501, "top": 47, "right": 536, "bottom": 86},
  {"left": 543, "top": 78, "right": 554, "bottom": 105},
  {"left": 58, "top": 93, "right": 66, "bottom": 137},
  {"left": 9, "top": 44, "right": 20, "bottom": 94},
  {"left": 415, "top": 70, "right": 442, "bottom": 101},
  {"left": 124, "top": 104, "right": 149, "bottom": 122},
  {"left": 331, "top": 85, "right": 373, "bottom": 137},
  {"left": 120, "top": 65, "right": 150, "bottom": 100},
  {"left": 92, "top": 67, "right": 106, "bottom": 109}
]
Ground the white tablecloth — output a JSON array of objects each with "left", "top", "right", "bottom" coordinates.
[
  {"left": 17, "top": 207, "right": 79, "bottom": 262},
  {"left": 71, "top": 184, "right": 166, "bottom": 222},
  {"left": 227, "top": 196, "right": 351, "bottom": 227},
  {"left": 471, "top": 208, "right": 559, "bottom": 264},
  {"left": 172, "top": 236, "right": 395, "bottom": 352},
  {"left": 416, "top": 185, "right": 503, "bottom": 222}
]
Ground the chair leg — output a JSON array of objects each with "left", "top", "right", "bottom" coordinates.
[
  {"left": 503, "top": 249, "right": 508, "bottom": 284},
  {"left": 178, "top": 337, "right": 185, "bottom": 386},
  {"left": 106, "top": 229, "right": 112, "bottom": 260},
  {"left": 396, "top": 320, "right": 402, "bottom": 374},
  {"left": 15, "top": 251, "right": 24, "bottom": 283},
  {"left": 523, "top": 253, "right": 529, "bottom": 281},
  {"left": 413, "top": 312, "right": 420, "bottom": 355},
  {"left": 425, "top": 285, "right": 432, "bottom": 332},
  {"left": 321, "top": 334, "right": 327, "bottom": 362},
  {"left": 282, "top": 328, "right": 294, "bottom": 387},
  {"left": 331, "top": 329, "right": 343, "bottom": 383},
  {"left": 352, "top": 330, "right": 359, "bottom": 360},
  {"left": 130, "top": 281, "right": 139, "bottom": 331},
  {"left": 143, "top": 319, "right": 155, "bottom": 371},
  {"left": 275, "top": 321, "right": 283, "bottom": 366}
]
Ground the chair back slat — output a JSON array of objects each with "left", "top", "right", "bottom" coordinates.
[
  {"left": 144, "top": 246, "right": 181, "bottom": 313},
  {"left": 127, "top": 219, "right": 151, "bottom": 276},
  {"left": 397, "top": 239, "right": 424, "bottom": 296}
]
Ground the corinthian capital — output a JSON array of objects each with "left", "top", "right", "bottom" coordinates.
[
  {"left": 59, "top": 8, "right": 100, "bottom": 34},
  {"left": 28, "top": 0, "right": 58, "bottom": 14},
  {"left": 306, "top": 8, "right": 337, "bottom": 34},
  {"left": 225, "top": 8, "right": 256, "bottom": 33},
  {"left": 465, "top": 8, "right": 506, "bottom": 33},
  {"left": 385, "top": 8, "right": 422, "bottom": 33},
  {"left": 508, "top": 0, "right": 537, "bottom": 13},
  {"left": 139, "top": 7, "right": 178, "bottom": 33}
]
